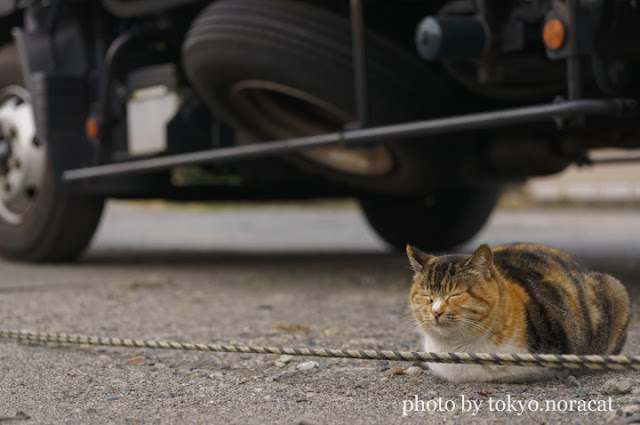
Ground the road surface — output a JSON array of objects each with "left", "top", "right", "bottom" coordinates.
[{"left": 0, "top": 201, "right": 638, "bottom": 424}]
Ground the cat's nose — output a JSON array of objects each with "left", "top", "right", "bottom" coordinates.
[{"left": 432, "top": 300, "right": 444, "bottom": 319}]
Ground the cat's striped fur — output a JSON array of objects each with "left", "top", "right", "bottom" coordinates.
[{"left": 408, "top": 243, "right": 629, "bottom": 383}]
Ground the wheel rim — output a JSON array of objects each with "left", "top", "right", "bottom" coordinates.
[
  {"left": 230, "top": 80, "right": 394, "bottom": 176},
  {"left": 0, "top": 85, "right": 45, "bottom": 225}
]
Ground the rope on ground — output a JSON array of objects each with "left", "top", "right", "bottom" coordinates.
[{"left": 1, "top": 329, "right": 639, "bottom": 371}]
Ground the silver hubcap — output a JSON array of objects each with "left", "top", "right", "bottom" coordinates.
[
  {"left": 230, "top": 80, "right": 394, "bottom": 176},
  {"left": 0, "top": 86, "right": 45, "bottom": 225}
]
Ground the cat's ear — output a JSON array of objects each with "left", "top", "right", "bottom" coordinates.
[
  {"left": 465, "top": 244, "right": 493, "bottom": 276},
  {"left": 406, "top": 244, "right": 433, "bottom": 272}
]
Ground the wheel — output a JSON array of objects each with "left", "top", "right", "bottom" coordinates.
[
  {"left": 183, "top": 0, "right": 463, "bottom": 195},
  {"left": 360, "top": 186, "right": 501, "bottom": 251},
  {"left": 0, "top": 45, "right": 104, "bottom": 262}
]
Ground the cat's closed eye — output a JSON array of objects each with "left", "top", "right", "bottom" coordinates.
[
  {"left": 447, "top": 293, "right": 462, "bottom": 301},
  {"left": 415, "top": 294, "right": 433, "bottom": 303}
]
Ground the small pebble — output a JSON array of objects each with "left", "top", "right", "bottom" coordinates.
[
  {"left": 126, "top": 356, "right": 145, "bottom": 366},
  {"left": 275, "top": 361, "right": 287, "bottom": 368},
  {"left": 296, "top": 361, "right": 319, "bottom": 371},
  {"left": 129, "top": 273, "right": 171, "bottom": 289},
  {"left": 211, "top": 365, "right": 229, "bottom": 370},
  {"left": 405, "top": 366, "right": 423, "bottom": 376},
  {"left": 603, "top": 378, "right": 632, "bottom": 395},
  {"left": 352, "top": 380, "right": 368, "bottom": 389},
  {"left": 106, "top": 396, "right": 119, "bottom": 401},
  {"left": 278, "top": 355, "right": 294, "bottom": 364},
  {"left": 575, "top": 387, "right": 589, "bottom": 398},
  {"left": 297, "top": 420, "right": 320, "bottom": 425},
  {"left": 618, "top": 414, "right": 640, "bottom": 424},
  {"left": 513, "top": 386, "right": 528, "bottom": 394},
  {"left": 426, "top": 390, "right": 438, "bottom": 399},
  {"left": 384, "top": 367, "right": 405, "bottom": 376},
  {"left": 565, "top": 375, "right": 580, "bottom": 387}
]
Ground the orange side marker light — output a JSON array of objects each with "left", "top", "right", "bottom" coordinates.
[
  {"left": 85, "top": 116, "right": 99, "bottom": 139},
  {"left": 543, "top": 18, "right": 566, "bottom": 50}
]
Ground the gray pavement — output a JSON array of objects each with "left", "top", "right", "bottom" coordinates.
[{"left": 0, "top": 201, "right": 639, "bottom": 424}]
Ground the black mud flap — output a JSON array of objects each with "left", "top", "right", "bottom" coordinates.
[{"left": 29, "top": 73, "right": 94, "bottom": 185}]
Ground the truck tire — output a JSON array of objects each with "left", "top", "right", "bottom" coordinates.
[
  {"left": 0, "top": 45, "right": 104, "bottom": 262},
  {"left": 183, "top": 0, "right": 463, "bottom": 195},
  {"left": 360, "top": 186, "right": 500, "bottom": 251}
]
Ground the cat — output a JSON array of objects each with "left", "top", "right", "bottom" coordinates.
[{"left": 407, "top": 243, "right": 630, "bottom": 383}]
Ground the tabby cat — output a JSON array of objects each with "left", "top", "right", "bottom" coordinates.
[{"left": 408, "top": 243, "right": 629, "bottom": 383}]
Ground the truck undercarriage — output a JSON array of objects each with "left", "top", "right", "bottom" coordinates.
[{"left": 0, "top": 0, "right": 638, "bottom": 261}]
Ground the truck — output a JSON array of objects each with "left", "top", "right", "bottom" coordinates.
[{"left": 0, "top": 0, "right": 637, "bottom": 262}]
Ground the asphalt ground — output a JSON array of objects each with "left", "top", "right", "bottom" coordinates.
[{"left": 0, "top": 201, "right": 639, "bottom": 425}]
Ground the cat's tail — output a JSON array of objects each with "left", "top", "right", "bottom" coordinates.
[{"left": 589, "top": 272, "right": 630, "bottom": 355}]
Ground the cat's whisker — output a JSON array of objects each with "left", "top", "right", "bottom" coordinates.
[
  {"left": 398, "top": 318, "right": 422, "bottom": 337},
  {"left": 399, "top": 320, "right": 420, "bottom": 332},
  {"left": 398, "top": 326, "right": 421, "bottom": 340},
  {"left": 457, "top": 317, "right": 489, "bottom": 334}
]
